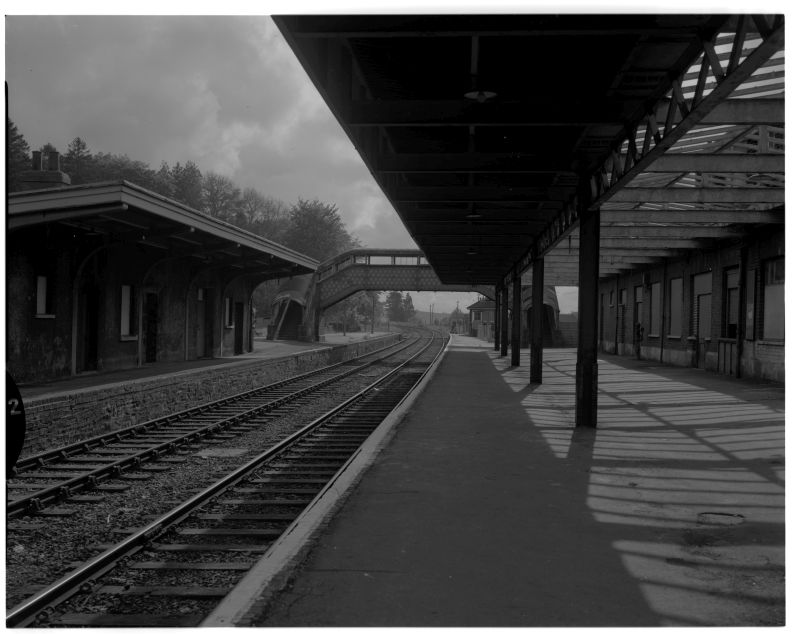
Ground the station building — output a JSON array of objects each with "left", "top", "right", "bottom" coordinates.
[
  {"left": 597, "top": 225, "right": 783, "bottom": 381},
  {"left": 7, "top": 154, "right": 318, "bottom": 384}
]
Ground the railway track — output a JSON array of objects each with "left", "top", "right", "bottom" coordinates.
[
  {"left": 7, "top": 333, "right": 419, "bottom": 519},
  {"left": 7, "top": 328, "right": 447, "bottom": 628}
]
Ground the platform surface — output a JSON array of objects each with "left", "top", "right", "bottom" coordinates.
[
  {"left": 255, "top": 336, "right": 785, "bottom": 627},
  {"left": 17, "top": 336, "right": 391, "bottom": 400}
]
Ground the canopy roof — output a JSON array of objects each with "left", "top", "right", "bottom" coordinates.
[
  {"left": 9, "top": 180, "right": 319, "bottom": 280},
  {"left": 275, "top": 14, "right": 784, "bottom": 287}
]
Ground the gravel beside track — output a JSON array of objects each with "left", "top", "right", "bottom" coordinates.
[
  {"left": 6, "top": 328, "right": 446, "bottom": 626},
  {"left": 6, "top": 363, "right": 400, "bottom": 608}
]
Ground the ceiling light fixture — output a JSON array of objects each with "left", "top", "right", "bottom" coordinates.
[{"left": 464, "top": 36, "right": 496, "bottom": 103}]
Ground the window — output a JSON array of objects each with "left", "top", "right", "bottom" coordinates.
[
  {"left": 692, "top": 272, "right": 712, "bottom": 339},
  {"left": 35, "top": 275, "right": 50, "bottom": 315},
  {"left": 633, "top": 285, "right": 643, "bottom": 327},
  {"left": 763, "top": 258, "right": 784, "bottom": 340},
  {"left": 669, "top": 277, "right": 683, "bottom": 337},
  {"left": 224, "top": 297, "right": 234, "bottom": 327},
  {"left": 120, "top": 285, "right": 137, "bottom": 337},
  {"left": 619, "top": 289, "right": 627, "bottom": 305},
  {"left": 649, "top": 282, "right": 661, "bottom": 336},
  {"left": 723, "top": 268, "right": 739, "bottom": 339},
  {"left": 745, "top": 269, "right": 756, "bottom": 340}
]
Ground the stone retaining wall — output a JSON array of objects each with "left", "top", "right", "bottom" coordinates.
[{"left": 20, "top": 335, "right": 402, "bottom": 457}]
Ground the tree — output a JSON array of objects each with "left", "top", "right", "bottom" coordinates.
[
  {"left": 7, "top": 119, "right": 30, "bottom": 191},
  {"left": 171, "top": 161, "right": 204, "bottom": 210},
  {"left": 152, "top": 162, "right": 175, "bottom": 198},
  {"left": 402, "top": 293, "right": 415, "bottom": 321},
  {"left": 449, "top": 305, "right": 466, "bottom": 333},
  {"left": 63, "top": 137, "right": 91, "bottom": 183},
  {"left": 202, "top": 171, "right": 241, "bottom": 221},
  {"left": 38, "top": 142, "right": 59, "bottom": 170},
  {"left": 282, "top": 198, "right": 359, "bottom": 261},
  {"left": 385, "top": 291, "right": 405, "bottom": 321},
  {"left": 240, "top": 188, "right": 290, "bottom": 240}
]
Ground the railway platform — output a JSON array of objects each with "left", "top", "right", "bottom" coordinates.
[
  {"left": 235, "top": 335, "right": 785, "bottom": 627},
  {"left": 16, "top": 339, "right": 331, "bottom": 400},
  {"left": 15, "top": 332, "right": 399, "bottom": 457}
]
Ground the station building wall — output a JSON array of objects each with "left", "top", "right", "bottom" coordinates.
[
  {"left": 7, "top": 225, "right": 78, "bottom": 382},
  {"left": 7, "top": 226, "right": 258, "bottom": 384},
  {"left": 597, "top": 227, "right": 784, "bottom": 383}
]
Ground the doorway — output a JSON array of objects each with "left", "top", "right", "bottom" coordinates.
[
  {"left": 195, "top": 289, "right": 214, "bottom": 358},
  {"left": 696, "top": 293, "right": 712, "bottom": 369},
  {"left": 144, "top": 292, "right": 159, "bottom": 363},
  {"left": 78, "top": 284, "right": 100, "bottom": 372},
  {"left": 234, "top": 302, "right": 245, "bottom": 355}
]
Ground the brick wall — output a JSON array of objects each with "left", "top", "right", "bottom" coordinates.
[{"left": 19, "top": 335, "right": 402, "bottom": 457}]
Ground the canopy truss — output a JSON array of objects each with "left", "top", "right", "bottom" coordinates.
[{"left": 275, "top": 15, "right": 784, "bottom": 288}]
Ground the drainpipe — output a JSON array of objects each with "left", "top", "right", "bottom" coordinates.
[
  {"left": 736, "top": 246, "right": 748, "bottom": 379},
  {"left": 614, "top": 274, "right": 620, "bottom": 355},
  {"left": 660, "top": 261, "right": 668, "bottom": 364}
]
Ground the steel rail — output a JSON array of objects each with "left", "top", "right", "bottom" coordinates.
[
  {"left": 7, "top": 335, "right": 419, "bottom": 518},
  {"left": 6, "top": 329, "right": 444, "bottom": 628},
  {"left": 14, "top": 335, "right": 407, "bottom": 473}
]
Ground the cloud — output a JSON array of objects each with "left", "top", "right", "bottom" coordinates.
[{"left": 5, "top": 15, "right": 417, "bottom": 251}]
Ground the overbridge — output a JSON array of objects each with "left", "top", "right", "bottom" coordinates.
[
  {"left": 315, "top": 248, "right": 494, "bottom": 310},
  {"left": 270, "top": 249, "right": 495, "bottom": 341}
]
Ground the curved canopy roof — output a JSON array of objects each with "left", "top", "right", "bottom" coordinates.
[{"left": 275, "top": 14, "right": 784, "bottom": 287}]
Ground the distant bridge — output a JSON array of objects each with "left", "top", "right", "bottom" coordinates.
[
  {"left": 270, "top": 249, "right": 495, "bottom": 341},
  {"left": 315, "top": 249, "right": 494, "bottom": 310}
]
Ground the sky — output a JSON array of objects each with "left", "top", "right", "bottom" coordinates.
[
  {"left": 4, "top": 12, "right": 583, "bottom": 314},
  {"left": 7, "top": 4, "right": 790, "bottom": 315}
]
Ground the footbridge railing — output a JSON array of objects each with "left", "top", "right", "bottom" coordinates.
[{"left": 315, "top": 249, "right": 494, "bottom": 310}]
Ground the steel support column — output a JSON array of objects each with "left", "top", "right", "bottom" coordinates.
[
  {"left": 500, "top": 284, "right": 509, "bottom": 357},
  {"left": 511, "top": 274, "right": 521, "bottom": 367},
  {"left": 576, "top": 181, "right": 600, "bottom": 428},
  {"left": 494, "top": 285, "right": 501, "bottom": 351},
  {"left": 530, "top": 257, "right": 544, "bottom": 384}
]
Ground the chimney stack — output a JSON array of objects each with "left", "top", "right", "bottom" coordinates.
[{"left": 17, "top": 150, "right": 71, "bottom": 191}]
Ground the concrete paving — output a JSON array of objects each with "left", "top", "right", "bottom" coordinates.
[{"left": 253, "top": 335, "right": 785, "bottom": 627}]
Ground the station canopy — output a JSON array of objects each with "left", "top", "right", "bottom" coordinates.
[
  {"left": 8, "top": 180, "right": 319, "bottom": 279},
  {"left": 275, "top": 14, "right": 784, "bottom": 287}
]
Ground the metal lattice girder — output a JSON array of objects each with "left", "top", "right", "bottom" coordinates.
[
  {"left": 591, "top": 15, "right": 785, "bottom": 207},
  {"left": 351, "top": 95, "right": 783, "bottom": 128},
  {"left": 393, "top": 186, "right": 573, "bottom": 203},
  {"left": 276, "top": 15, "right": 784, "bottom": 293},
  {"left": 376, "top": 153, "right": 574, "bottom": 174},
  {"left": 613, "top": 187, "right": 784, "bottom": 204},
  {"left": 599, "top": 209, "right": 783, "bottom": 223},
  {"left": 529, "top": 14, "right": 784, "bottom": 273},
  {"left": 646, "top": 153, "right": 784, "bottom": 172}
]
